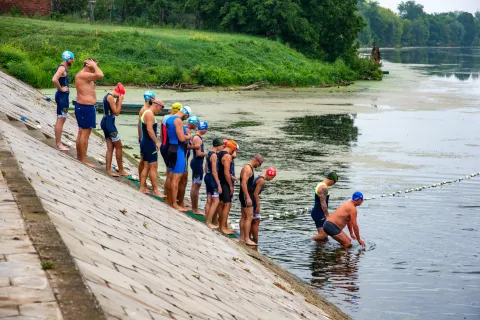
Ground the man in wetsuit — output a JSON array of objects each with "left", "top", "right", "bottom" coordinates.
[
  {"left": 204, "top": 138, "right": 224, "bottom": 228},
  {"left": 217, "top": 140, "right": 238, "bottom": 234},
  {"left": 137, "top": 90, "right": 156, "bottom": 189},
  {"left": 239, "top": 154, "right": 264, "bottom": 245},
  {"left": 138, "top": 98, "right": 165, "bottom": 196},
  {"left": 101, "top": 83, "right": 128, "bottom": 177},
  {"left": 250, "top": 167, "right": 276, "bottom": 244},
  {"left": 178, "top": 114, "right": 199, "bottom": 208},
  {"left": 160, "top": 102, "right": 182, "bottom": 197},
  {"left": 190, "top": 121, "right": 208, "bottom": 214},
  {"left": 74, "top": 58, "right": 104, "bottom": 167},
  {"left": 165, "top": 106, "right": 192, "bottom": 211},
  {"left": 52, "top": 50, "right": 74, "bottom": 151},
  {"left": 311, "top": 172, "right": 338, "bottom": 241},
  {"left": 322, "top": 192, "right": 366, "bottom": 248}
]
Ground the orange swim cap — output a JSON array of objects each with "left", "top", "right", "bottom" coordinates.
[
  {"left": 226, "top": 140, "right": 238, "bottom": 151},
  {"left": 266, "top": 167, "right": 277, "bottom": 178}
]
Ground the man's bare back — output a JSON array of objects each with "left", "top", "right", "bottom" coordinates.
[{"left": 327, "top": 201, "right": 356, "bottom": 230}]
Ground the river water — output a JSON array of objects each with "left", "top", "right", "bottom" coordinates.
[{"left": 42, "top": 47, "right": 480, "bottom": 319}]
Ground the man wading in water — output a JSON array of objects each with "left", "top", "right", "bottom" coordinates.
[
  {"left": 311, "top": 172, "right": 338, "bottom": 241},
  {"left": 52, "top": 50, "right": 74, "bottom": 151},
  {"left": 74, "top": 58, "right": 104, "bottom": 167},
  {"left": 321, "top": 192, "right": 366, "bottom": 249}
]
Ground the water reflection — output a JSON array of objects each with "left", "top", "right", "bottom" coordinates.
[{"left": 381, "top": 47, "right": 480, "bottom": 81}]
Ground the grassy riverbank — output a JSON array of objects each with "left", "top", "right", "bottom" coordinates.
[{"left": 0, "top": 16, "right": 381, "bottom": 88}]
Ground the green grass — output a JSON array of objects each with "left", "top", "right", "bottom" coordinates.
[
  {"left": 41, "top": 261, "right": 55, "bottom": 270},
  {"left": 0, "top": 16, "right": 368, "bottom": 88},
  {"left": 230, "top": 121, "right": 262, "bottom": 128}
]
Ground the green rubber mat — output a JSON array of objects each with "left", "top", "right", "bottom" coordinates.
[{"left": 125, "top": 176, "right": 237, "bottom": 238}]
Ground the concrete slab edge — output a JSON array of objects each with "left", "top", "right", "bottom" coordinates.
[{"left": 0, "top": 133, "right": 107, "bottom": 320}]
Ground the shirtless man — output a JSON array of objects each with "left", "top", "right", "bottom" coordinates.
[
  {"left": 311, "top": 172, "right": 338, "bottom": 241},
  {"left": 322, "top": 192, "right": 366, "bottom": 248},
  {"left": 239, "top": 154, "right": 264, "bottom": 245},
  {"left": 52, "top": 50, "right": 74, "bottom": 151},
  {"left": 74, "top": 58, "right": 104, "bottom": 167},
  {"left": 217, "top": 140, "right": 238, "bottom": 234},
  {"left": 137, "top": 90, "right": 156, "bottom": 189}
]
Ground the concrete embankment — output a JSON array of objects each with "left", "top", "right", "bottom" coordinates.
[{"left": 0, "top": 71, "right": 349, "bottom": 320}]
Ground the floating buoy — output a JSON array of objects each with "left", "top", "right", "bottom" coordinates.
[{"left": 371, "top": 196, "right": 376, "bottom": 199}]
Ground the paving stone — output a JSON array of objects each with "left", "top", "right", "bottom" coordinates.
[
  {"left": 0, "top": 287, "right": 55, "bottom": 307},
  {"left": 0, "top": 305, "right": 19, "bottom": 317},
  {"left": 10, "top": 276, "right": 49, "bottom": 290},
  {"left": 0, "top": 262, "right": 44, "bottom": 278},
  {"left": 4, "top": 253, "right": 40, "bottom": 265},
  {"left": 19, "top": 302, "right": 63, "bottom": 320},
  {"left": 0, "top": 239, "right": 35, "bottom": 255}
]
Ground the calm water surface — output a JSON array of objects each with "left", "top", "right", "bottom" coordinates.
[{"left": 43, "top": 47, "right": 480, "bottom": 319}]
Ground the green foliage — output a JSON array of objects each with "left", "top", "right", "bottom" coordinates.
[
  {"left": 0, "top": 17, "right": 380, "bottom": 88},
  {"left": 41, "top": 261, "right": 55, "bottom": 270},
  {"left": 10, "top": 6, "right": 21, "bottom": 17},
  {"left": 397, "top": 1, "right": 424, "bottom": 20}
]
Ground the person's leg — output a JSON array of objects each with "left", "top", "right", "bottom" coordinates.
[
  {"left": 178, "top": 172, "right": 188, "bottom": 207},
  {"left": 332, "top": 231, "right": 352, "bottom": 249},
  {"left": 76, "top": 128, "right": 82, "bottom": 160},
  {"left": 190, "top": 181, "right": 202, "bottom": 214},
  {"left": 205, "top": 194, "right": 212, "bottom": 219},
  {"left": 312, "top": 228, "right": 329, "bottom": 241},
  {"left": 206, "top": 196, "right": 220, "bottom": 229},
  {"left": 149, "top": 161, "right": 164, "bottom": 197},
  {"left": 243, "top": 207, "right": 256, "bottom": 245},
  {"left": 165, "top": 171, "right": 173, "bottom": 205},
  {"left": 139, "top": 162, "right": 150, "bottom": 194},
  {"left": 80, "top": 128, "right": 95, "bottom": 167},
  {"left": 105, "top": 140, "right": 119, "bottom": 177},
  {"left": 220, "top": 200, "right": 233, "bottom": 235},
  {"left": 251, "top": 218, "right": 260, "bottom": 244},
  {"left": 55, "top": 117, "right": 69, "bottom": 150},
  {"left": 170, "top": 173, "right": 186, "bottom": 211},
  {"left": 213, "top": 202, "right": 222, "bottom": 226},
  {"left": 113, "top": 140, "right": 129, "bottom": 176},
  {"left": 239, "top": 207, "right": 246, "bottom": 242}
]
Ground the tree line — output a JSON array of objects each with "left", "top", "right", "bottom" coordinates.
[
  {"left": 51, "top": 0, "right": 364, "bottom": 63},
  {"left": 359, "top": 0, "right": 479, "bottom": 47}
]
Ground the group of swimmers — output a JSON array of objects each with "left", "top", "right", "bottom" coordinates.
[{"left": 52, "top": 50, "right": 366, "bottom": 248}]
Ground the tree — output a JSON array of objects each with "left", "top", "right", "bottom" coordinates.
[
  {"left": 457, "top": 12, "right": 476, "bottom": 46},
  {"left": 397, "top": 1, "right": 424, "bottom": 20},
  {"left": 411, "top": 18, "right": 429, "bottom": 46}
]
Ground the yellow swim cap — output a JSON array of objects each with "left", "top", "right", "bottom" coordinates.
[{"left": 172, "top": 102, "right": 182, "bottom": 113}]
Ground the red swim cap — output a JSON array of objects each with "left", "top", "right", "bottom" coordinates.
[
  {"left": 114, "top": 82, "right": 126, "bottom": 95},
  {"left": 266, "top": 167, "right": 276, "bottom": 178}
]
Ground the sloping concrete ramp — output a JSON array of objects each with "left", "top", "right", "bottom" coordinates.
[{"left": 0, "top": 71, "right": 345, "bottom": 320}]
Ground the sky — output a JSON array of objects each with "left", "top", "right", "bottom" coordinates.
[{"left": 377, "top": 0, "right": 479, "bottom": 14}]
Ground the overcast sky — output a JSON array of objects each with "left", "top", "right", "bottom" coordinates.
[{"left": 377, "top": 0, "right": 479, "bottom": 14}]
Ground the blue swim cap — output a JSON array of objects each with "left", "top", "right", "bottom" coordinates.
[
  {"left": 188, "top": 115, "right": 199, "bottom": 125},
  {"left": 143, "top": 90, "right": 155, "bottom": 101},
  {"left": 352, "top": 192, "right": 364, "bottom": 201},
  {"left": 62, "top": 51, "right": 74, "bottom": 61},
  {"left": 198, "top": 121, "right": 208, "bottom": 130}
]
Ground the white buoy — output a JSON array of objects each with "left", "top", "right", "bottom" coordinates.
[
  {"left": 36, "top": 124, "right": 42, "bottom": 129},
  {"left": 372, "top": 196, "right": 376, "bottom": 199},
  {"left": 365, "top": 197, "right": 370, "bottom": 200},
  {"left": 97, "top": 158, "right": 105, "bottom": 164},
  {"left": 389, "top": 193, "right": 393, "bottom": 196},
  {"left": 405, "top": 190, "right": 410, "bottom": 193},
  {"left": 268, "top": 215, "right": 273, "bottom": 219},
  {"left": 235, "top": 219, "right": 240, "bottom": 223},
  {"left": 381, "top": 194, "right": 386, "bottom": 197},
  {"left": 66, "top": 141, "right": 73, "bottom": 147}
]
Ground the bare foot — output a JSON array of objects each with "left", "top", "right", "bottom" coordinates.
[
  {"left": 139, "top": 188, "right": 150, "bottom": 195},
  {"left": 56, "top": 144, "right": 70, "bottom": 151},
  {"left": 173, "top": 205, "right": 187, "bottom": 212},
  {"left": 107, "top": 170, "right": 120, "bottom": 177},
  {"left": 153, "top": 190, "right": 166, "bottom": 198},
  {"left": 206, "top": 223, "right": 219, "bottom": 229},
  {"left": 221, "top": 228, "right": 234, "bottom": 235},
  {"left": 118, "top": 170, "right": 130, "bottom": 177},
  {"left": 239, "top": 239, "right": 246, "bottom": 244},
  {"left": 82, "top": 161, "right": 97, "bottom": 168},
  {"left": 245, "top": 239, "right": 258, "bottom": 246},
  {"left": 192, "top": 209, "right": 205, "bottom": 216}
]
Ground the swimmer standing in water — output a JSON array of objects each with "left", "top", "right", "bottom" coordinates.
[
  {"left": 311, "top": 172, "right": 338, "bottom": 241},
  {"left": 322, "top": 192, "right": 366, "bottom": 248}
]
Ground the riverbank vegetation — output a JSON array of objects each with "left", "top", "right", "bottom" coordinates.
[
  {"left": 0, "top": 17, "right": 380, "bottom": 88},
  {"left": 359, "top": 0, "right": 480, "bottom": 47}
]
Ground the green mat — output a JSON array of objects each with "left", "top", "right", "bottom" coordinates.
[{"left": 125, "top": 176, "right": 237, "bottom": 239}]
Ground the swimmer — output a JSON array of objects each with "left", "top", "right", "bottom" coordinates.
[
  {"left": 74, "top": 58, "right": 104, "bottom": 168},
  {"left": 160, "top": 102, "right": 182, "bottom": 195},
  {"left": 311, "top": 172, "right": 338, "bottom": 241},
  {"left": 178, "top": 114, "right": 199, "bottom": 208},
  {"left": 52, "top": 50, "right": 74, "bottom": 151},
  {"left": 322, "top": 192, "right": 366, "bottom": 248},
  {"left": 100, "top": 83, "right": 128, "bottom": 177},
  {"left": 239, "top": 154, "right": 264, "bottom": 245},
  {"left": 137, "top": 90, "right": 156, "bottom": 189},
  {"left": 250, "top": 167, "right": 276, "bottom": 244},
  {"left": 138, "top": 98, "right": 165, "bottom": 197},
  {"left": 165, "top": 106, "right": 192, "bottom": 211},
  {"left": 204, "top": 138, "right": 224, "bottom": 228},
  {"left": 217, "top": 140, "right": 238, "bottom": 235},
  {"left": 189, "top": 121, "right": 208, "bottom": 214}
]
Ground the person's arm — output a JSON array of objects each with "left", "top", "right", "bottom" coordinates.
[
  {"left": 78, "top": 60, "right": 104, "bottom": 81},
  {"left": 317, "top": 186, "right": 329, "bottom": 217},
  {"left": 223, "top": 155, "right": 233, "bottom": 195},
  {"left": 51, "top": 66, "right": 67, "bottom": 92},
  {"left": 253, "top": 178, "right": 264, "bottom": 214},
  {"left": 347, "top": 221, "right": 357, "bottom": 240},
  {"left": 191, "top": 136, "right": 205, "bottom": 156},
  {"left": 174, "top": 119, "right": 191, "bottom": 142},
  {"left": 240, "top": 166, "right": 252, "bottom": 206},
  {"left": 137, "top": 115, "right": 142, "bottom": 142},
  {"left": 350, "top": 208, "right": 365, "bottom": 247},
  {"left": 145, "top": 113, "right": 160, "bottom": 150},
  {"left": 107, "top": 95, "right": 123, "bottom": 116},
  {"left": 211, "top": 154, "right": 222, "bottom": 194}
]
